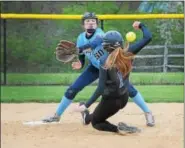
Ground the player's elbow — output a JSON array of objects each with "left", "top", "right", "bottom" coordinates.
[{"left": 145, "top": 33, "right": 152, "bottom": 44}]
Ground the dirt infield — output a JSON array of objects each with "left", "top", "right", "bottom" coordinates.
[{"left": 1, "top": 103, "right": 184, "bottom": 148}]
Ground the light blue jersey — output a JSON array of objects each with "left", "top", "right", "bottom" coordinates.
[{"left": 76, "top": 28, "right": 108, "bottom": 69}]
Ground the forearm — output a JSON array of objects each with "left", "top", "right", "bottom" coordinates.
[
  {"left": 78, "top": 36, "right": 103, "bottom": 53},
  {"left": 85, "top": 67, "right": 107, "bottom": 108},
  {"left": 85, "top": 86, "right": 102, "bottom": 108},
  {"left": 129, "top": 23, "right": 152, "bottom": 54}
]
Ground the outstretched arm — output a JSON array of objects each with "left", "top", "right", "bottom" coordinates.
[
  {"left": 78, "top": 35, "right": 103, "bottom": 53},
  {"left": 128, "top": 22, "right": 152, "bottom": 54},
  {"left": 85, "top": 66, "right": 107, "bottom": 108}
]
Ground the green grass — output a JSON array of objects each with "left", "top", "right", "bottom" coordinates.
[
  {"left": 1, "top": 72, "right": 184, "bottom": 85},
  {"left": 1, "top": 85, "right": 184, "bottom": 103}
]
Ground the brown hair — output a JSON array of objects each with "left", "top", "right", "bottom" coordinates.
[{"left": 104, "top": 43, "right": 134, "bottom": 77}]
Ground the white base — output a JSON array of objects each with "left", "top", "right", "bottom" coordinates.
[{"left": 23, "top": 120, "right": 61, "bottom": 126}]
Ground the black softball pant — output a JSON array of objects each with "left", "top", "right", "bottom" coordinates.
[{"left": 86, "top": 92, "right": 129, "bottom": 133}]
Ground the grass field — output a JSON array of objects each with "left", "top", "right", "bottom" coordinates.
[
  {"left": 1, "top": 85, "right": 184, "bottom": 103},
  {"left": 1, "top": 72, "right": 184, "bottom": 85}
]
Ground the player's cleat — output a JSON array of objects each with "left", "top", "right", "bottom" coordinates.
[
  {"left": 81, "top": 109, "right": 91, "bottom": 125},
  {"left": 79, "top": 102, "right": 91, "bottom": 125},
  {"left": 145, "top": 112, "right": 155, "bottom": 127},
  {"left": 117, "top": 122, "right": 141, "bottom": 135},
  {"left": 42, "top": 113, "right": 60, "bottom": 123}
]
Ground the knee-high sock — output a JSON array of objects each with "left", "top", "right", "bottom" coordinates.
[
  {"left": 132, "top": 92, "right": 150, "bottom": 113},
  {"left": 56, "top": 96, "right": 72, "bottom": 116}
]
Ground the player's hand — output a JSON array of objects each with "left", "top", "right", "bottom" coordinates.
[
  {"left": 72, "top": 60, "right": 82, "bottom": 70},
  {"left": 132, "top": 21, "right": 141, "bottom": 30},
  {"left": 73, "top": 104, "right": 87, "bottom": 112}
]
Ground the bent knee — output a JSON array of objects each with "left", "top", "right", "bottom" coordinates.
[
  {"left": 64, "top": 88, "right": 79, "bottom": 100},
  {"left": 128, "top": 86, "right": 138, "bottom": 98}
]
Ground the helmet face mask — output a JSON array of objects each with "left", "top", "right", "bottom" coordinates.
[{"left": 82, "top": 12, "right": 99, "bottom": 34}]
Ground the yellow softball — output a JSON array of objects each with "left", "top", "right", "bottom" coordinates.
[{"left": 126, "top": 32, "right": 136, "bottom": 42}]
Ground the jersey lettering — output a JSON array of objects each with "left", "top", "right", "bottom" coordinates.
[{"left": 94, "top": 49, "right": 104, "bottom": 60}]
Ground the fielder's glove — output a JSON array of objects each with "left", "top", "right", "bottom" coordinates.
[{"left": 55, "top": 40, "right": 78, "bottom": 63}]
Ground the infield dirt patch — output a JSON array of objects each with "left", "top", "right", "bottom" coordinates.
[{"left": 1, "top": 103, "right": 184, "bottom": 148}]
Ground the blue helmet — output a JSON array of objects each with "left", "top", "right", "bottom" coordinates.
[{"left": 102, "top": 31, "right": 124, "bottom": 52}]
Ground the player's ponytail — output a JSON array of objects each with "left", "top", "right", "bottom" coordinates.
[{"left": 105, "top": 43, "right": 134, "bottom": 77}]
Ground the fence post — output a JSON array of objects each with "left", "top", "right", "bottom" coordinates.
[
  {"left": 3, "top": 19, "right": 7, "bottom": 85},
  {"left": 100, "top": 20, "right": 104, "bottom": 30},
  {"left": 163, "top": 43, "right": 168, "bottom": 72}
]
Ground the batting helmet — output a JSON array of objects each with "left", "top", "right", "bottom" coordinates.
[
  {"left": 102, "top": 31, "right": 124, "bottom": 52},
  {"left": 81, "top": 12, "right": 99, "bottom": 24}
]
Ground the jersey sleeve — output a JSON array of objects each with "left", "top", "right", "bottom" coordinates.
[
  {"left": 97, "top": 28, "right": 105, "bottom": 36},
  {"left": 128, "top": 23, "right": 152, "bottom": 54},
  {"left": 76, "top": 34, "right": 83, "bottom": 48}
]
